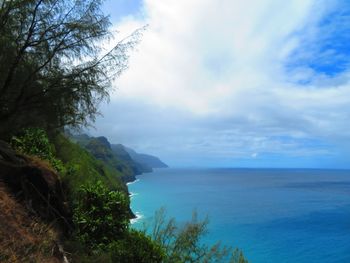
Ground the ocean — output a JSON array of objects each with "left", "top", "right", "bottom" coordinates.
[{"left": 128, "top": 168, "right": 350, "bottom": 263}]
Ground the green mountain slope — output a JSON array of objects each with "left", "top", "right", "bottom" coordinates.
[
  {"left": 111, "top": 144, "right": 153, "bottom": 173},
  {"left": 53, "top": 134, "right": 128, "bottom": 192},
  {"left": 123, "top": 146, "right": 169, "bottom": 169},
  {"left": 69, "top": 135, "right": 137, "bottom": 183}
]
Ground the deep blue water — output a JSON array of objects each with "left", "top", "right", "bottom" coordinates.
[{"left": 128, "top": 168, "right": 350, "bottom": 263}]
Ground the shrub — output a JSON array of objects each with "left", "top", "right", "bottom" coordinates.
[
  {"left": 109, "top": 229, "right": 164, "bottom": 263},
  {"left": 73, "top": 181, "right": 130, "bottom": 248},
  {"left": 11, "top": 128, "right": 65, "bottom": 173}
]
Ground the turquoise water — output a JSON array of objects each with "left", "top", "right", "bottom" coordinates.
[{"left": 128, "top": 168, "right": 350, "bottom": 262}]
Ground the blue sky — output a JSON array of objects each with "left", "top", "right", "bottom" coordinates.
[
  {"left": 102, "top": 0, "right": 142, "bottom": 23},
  {"left": 92, "top": 0, "right": 350, "bottom": 168}
]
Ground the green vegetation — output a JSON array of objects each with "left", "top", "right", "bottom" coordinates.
[
  {"left": 73, "top": 181, "right": 130, "bottom": 248},
  {"left": 0, "top": 0, "right": 142, "bottom": 139},
  {"left": 7, "top": 127, "right": 165, "bottom": 262},
  {"left": 74, "top": 135, "right": 138, "bottom": 183},
  {"left": 53, "top": 133, "right": 127, "bottom": 195},
  {"left": 69, "top": 179, "right": 165, "bottom": 262},
  {"left": 111, "top": 143, "right": 153, "bottom": 175},
  {"left": 108, "top": 229, "right": 165, "bottom": 263},
  {"left": 11, "top": 127, "right": 65, "bottom": 172}
]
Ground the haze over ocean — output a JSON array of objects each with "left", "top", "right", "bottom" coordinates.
[{"left": 129, "top": 168, "right": 350, "bottom": 263}]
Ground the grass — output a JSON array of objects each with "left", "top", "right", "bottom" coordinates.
[{"left": 0, "top": 183, "right": 61, "bottom": 263}]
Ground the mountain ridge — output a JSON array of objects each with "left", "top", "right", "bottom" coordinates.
[
  {"left": 123, "top": 146, "right": 169, "bottom": 169},
  {"left": 70, "top": 134, "right": 168, "bottom": 183}
]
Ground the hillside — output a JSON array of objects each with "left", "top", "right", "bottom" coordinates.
[
  {"left": 0, "top": 131, "right": 160, "bottom": 262},
  {"left": 69, "top": 135, "right": 138, "bottom": 183},
  {"left": 70, "top": 134, "right": 168, "bottom": 180},
  {"left": 54, "top": 134, "right": 128, "bottom": 192},
  {"left": 123, "top": 146, "right": 169, "bottom": 169},
  {"left": 0, "top": 182, "right": 65, "bottom": 263},
  {"left": 111, "top": 144, "right": 152, "bottom": 173},
  {"left": 0, "top": 138, "right": 70, "bottom": 262}
]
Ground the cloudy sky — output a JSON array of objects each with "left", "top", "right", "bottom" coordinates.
[{"left": 90, "top": 0, "right": 350, "bottom": 168}]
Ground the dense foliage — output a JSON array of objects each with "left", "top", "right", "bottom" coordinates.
[
  {"left": 11, "top": 127, "right": 64, "bottom": 172},
  {"left": 0, "top": 0, "right": 142, "bottom": 139},
  {"left": 108, "top": 230, "right": 164, "bottom": 263},
  {"left": 68, "top": 180, "right": 164, "bottom": 263},
  {"left": 73, "top": 181, "right": 130, "bottom": 248}
]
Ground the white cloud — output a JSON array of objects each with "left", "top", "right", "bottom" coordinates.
[{"left": 92, "top": 0, "right": 350, "bottom": 167}]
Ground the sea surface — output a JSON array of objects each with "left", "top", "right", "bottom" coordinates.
[{"left": 128, "top": 168, "right": 350, "bottom": 263}]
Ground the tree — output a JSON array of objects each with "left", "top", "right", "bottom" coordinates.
[{"left": 0, "top": 0, "right": 143, "bottom": 139}]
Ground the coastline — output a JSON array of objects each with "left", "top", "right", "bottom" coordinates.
[
  {"left": 127, "top": 178, "right": 140, "bottom": 186},
  {"left": 127, "top": 177, "right": 143, "bottom": 223},
  {"left": 130, "top": 211, "right": 143, "bottom": 224}
]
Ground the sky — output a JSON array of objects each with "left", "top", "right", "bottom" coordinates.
[{"left": 91, "top": 0, "right": 350, "bottom": 168}]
